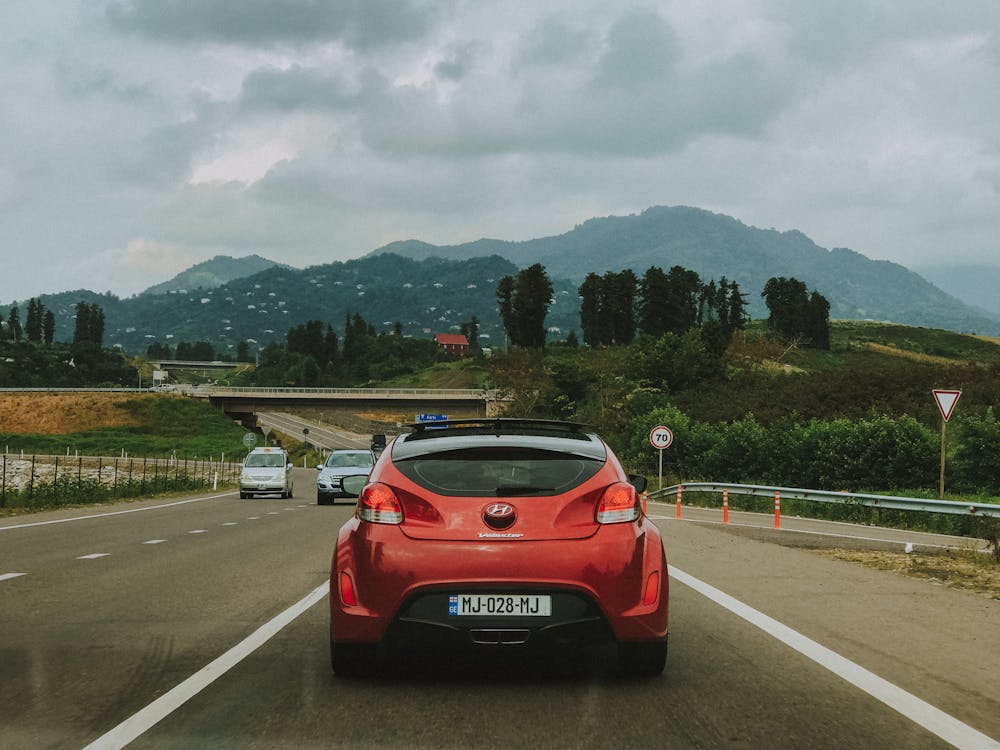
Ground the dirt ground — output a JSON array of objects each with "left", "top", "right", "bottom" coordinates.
[
  {"left": 817, "top": 548, "right": 1000, "bottom": 600},
  {"left": 0, "top": 393, "right": 147, "bottom": 434}
]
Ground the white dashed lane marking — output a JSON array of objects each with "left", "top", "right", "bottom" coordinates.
[
  {"left": 77, "top": 553, "right": 110, "bottom": 560},
  {"left": 221, "top": 522, "right": 238, "bottom": 526},
  {"left": 1, "top": 573, "right": 27, "bottom": 582},
  {"left": 143, "top": 540, "right": 167, "bottom": 545},
  {"left": 188, "top": 530, "right": 208, "bottom": 534}
]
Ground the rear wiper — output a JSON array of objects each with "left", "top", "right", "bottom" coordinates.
[{"left": 495, "top": 485, "right": 555, "bottom": 496}]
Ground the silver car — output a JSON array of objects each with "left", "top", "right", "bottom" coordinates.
[
  {"left": 240, "top": 447, "right": 294, "bottom": 499},
  {"left": 317, "top": 449, "right": 376, "bottom": 505}
]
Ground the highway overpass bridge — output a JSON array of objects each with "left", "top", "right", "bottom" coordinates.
[{"left": 180, "top": 385, "right": 502, "bottom": 428}]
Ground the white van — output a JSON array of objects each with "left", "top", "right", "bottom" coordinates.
[{"left": 240, "top": 447, "right": 294, "bottom": 499}]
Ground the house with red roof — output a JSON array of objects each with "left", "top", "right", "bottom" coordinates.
[{"left": 434, "top": 333, "right": 470, "bottom": 358}]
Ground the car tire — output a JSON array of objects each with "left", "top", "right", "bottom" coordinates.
[
  {"left": 330, "top": 639, "right": 377, "bottom": 678},
  {"left": 240, "top": 491, "right": 250, "bottom": 499},
  {"left": 617, "top": 638, "right": 667, "bottom": 677}
]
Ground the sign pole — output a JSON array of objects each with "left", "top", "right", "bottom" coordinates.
[
  {"left": 658, "top": 447, "right": 663, "bottom": 492},
  {"left": 939, "top": 419, "right": 946, "bottom": 500}
]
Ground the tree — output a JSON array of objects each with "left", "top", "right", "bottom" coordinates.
[
  {"left": 638, "top": 266, "right": 670, "bottom": 337},
  {"left": 287, "top": 320, "right": 327, "bottom": 364},
  {"left": 726, "top": 281, "right": 749, "bottom": 335},
  {"left": 42, "top": 310, "right": 55, "bottom": 345},
  {"left": 808, "top": 291, "right": 831, "bottom": 349},
  {"left": 8, "top": 305, "right": 23, "bottom": 342},
  {"left": 146, "top": 342, "right": 172, "bottom": 359},
  {"left": 579, "top": 273, "right": 602, "bottom": 346},
  {"left": 460, "top": 316, "right": 481, "bottom": 355},
  {"left": 25, "top": 298, "right": 44, "bottom": 343},
  {"left": 604, "top": 270, "right": 638, "bottom": 345},
  {"left": 761, "top": 277, "right": 829, "bottom": 348},
  {"left": 663, "top": 266, "right": 702, "bottom": 335},
  {"left": 498, "top": 264, "right": 554, "bottom": 348},
  {"left": 496, "top": 275, "right": 514, "bottom": 348},
  {"left": 72, "top": 302, "right": 104, "bottom": 346}
]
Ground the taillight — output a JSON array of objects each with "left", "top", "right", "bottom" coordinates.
[
  {"left": 596, "top": 482, "right": 639, "bottom": 524},
  {"left": 359, "top": 482, "right": 403, "bottom": 524},
  {"left": 339, "top": 571, "right": 357, "bottom": 607}
]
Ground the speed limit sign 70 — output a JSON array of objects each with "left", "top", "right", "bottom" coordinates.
[{"left": 649, "top": 426, "right": 673, "bottom": 449}]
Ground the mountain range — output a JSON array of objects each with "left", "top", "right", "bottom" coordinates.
[
  {"left": 371, "top": 206, "right": 1000, "bottom": 332},
  {"left": 9, "top": 205, "right": 1000, "bottom": 356}
]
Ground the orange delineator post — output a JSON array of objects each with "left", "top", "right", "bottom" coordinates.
[
  {"left": 774, "top": 490, "right": 781, "bottom": 529},
  {"left": 675, "top": 486, "right": 683, "bottom": 518},
  {"left": 722, "top": 488, "right": 729, "bottom": 524},
  {"left": 642, "top": 491, "right": 648, "bottom": 515}
]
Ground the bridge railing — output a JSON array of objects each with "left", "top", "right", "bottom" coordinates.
[{"left": 201, "top": 386, "right": 491, "bottom": 397}]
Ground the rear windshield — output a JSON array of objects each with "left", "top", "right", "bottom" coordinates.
[
  {"left": 245, "top": 453, "right": 286, "bottom": 468},
  {"left": 394, "top": 447, "right": 603, "bottom": 497},
  {"left": 326, "top": 452, "right": 374, "bottom": 468}
]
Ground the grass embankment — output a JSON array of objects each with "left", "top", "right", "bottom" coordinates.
[
  {"left": 0, "top": 393, "right": 249, "bottom": 514},
  {"left": 0, "top": 392, "right": 248, "bottom": 458}
]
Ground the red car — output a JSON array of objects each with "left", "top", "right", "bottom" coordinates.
[{"left": 329, "top": 419, "right": 669, "bottom": 676}]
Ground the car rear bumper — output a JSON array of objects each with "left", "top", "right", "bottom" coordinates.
[
  {"left": 330, "top": 518, "right": 668, "bottom": 646},
  {"left": 241, "top": 481, "right": 286, "bottom": 493}
]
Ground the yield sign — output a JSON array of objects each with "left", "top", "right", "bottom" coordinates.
[{"left": 932, "top": 389, "right": 961, "bottom": 422}]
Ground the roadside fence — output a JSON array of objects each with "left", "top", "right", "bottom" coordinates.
[{"left": 0, "top": 452, "right": 242, "bottom": 510}]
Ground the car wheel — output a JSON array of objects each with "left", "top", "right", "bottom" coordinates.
[
  {"left": 240, "top": 491, "right": 249, "bottom": 499},
  {"left": 617, "top": 638, "right": 667, "bottom": 677},
  {"left": 330, "top": 639, "right": 377, "bottom": 678}
]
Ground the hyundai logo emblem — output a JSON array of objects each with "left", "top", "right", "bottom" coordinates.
[{"left": 483, "top": 502, "right": 517, "bottom": 529}]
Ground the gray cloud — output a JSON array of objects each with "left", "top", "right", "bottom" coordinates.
[
  {"left": 2, "top": 1, "right": 1000, "bottom": 304},
  {"left": 102, "top": 0, "right": 447, "bottom": 49},
  {"left": 238, "top": 65, "right": 358, "bottom": 112}
]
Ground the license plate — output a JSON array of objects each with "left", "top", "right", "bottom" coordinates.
[{"left": 448, "top": 594, "right": 551, "bottom": 617}]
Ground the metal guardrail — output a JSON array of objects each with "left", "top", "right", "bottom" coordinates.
[
  {"left": 203, "top": 386, "right": 491, "bottom": 397},
  {"left": 649, "top": 482, "right": 1000, "bottom": 518}
]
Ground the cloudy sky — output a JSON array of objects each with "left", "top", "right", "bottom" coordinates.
[{"left": 2, "top": 0, "right": 999, "bottom": 303}]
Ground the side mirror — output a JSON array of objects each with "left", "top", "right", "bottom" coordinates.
[
  {"left": 629, "top": 474, "right": 648, "bottom": 493},
  {"left": 286, "top": 463, "right": 294, "bottom": 470},
  {"left": 341, "top": 475, "right": 368, "bottom": 497}
]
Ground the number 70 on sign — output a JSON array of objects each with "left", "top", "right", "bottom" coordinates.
[{"left": 649, "top": 426, "right": 673, "bottom": 449}]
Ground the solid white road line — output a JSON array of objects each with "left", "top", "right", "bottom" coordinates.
[
  {"left": 670, "top": 566, "right": 1000, "bottom": 750},
  {"left": 0, "top": 492, "right": 235, "bottom": 532},
  {"left": 1, "top": 573, "right": 27, "bottom": 581},
  {"left": 81, "top": 579, "right": 330, "bottom": 750}
]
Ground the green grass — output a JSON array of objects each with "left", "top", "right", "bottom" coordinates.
[
  {"left": 0, "top": 397, "right": 249, "bottom": 459},
  {"left": 378, "top": 358, "right": 490, "bottom": 389}
]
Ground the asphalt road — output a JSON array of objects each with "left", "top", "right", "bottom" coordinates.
[{"left": 2, "top": 475, "right": 998, "bottom": 749}]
